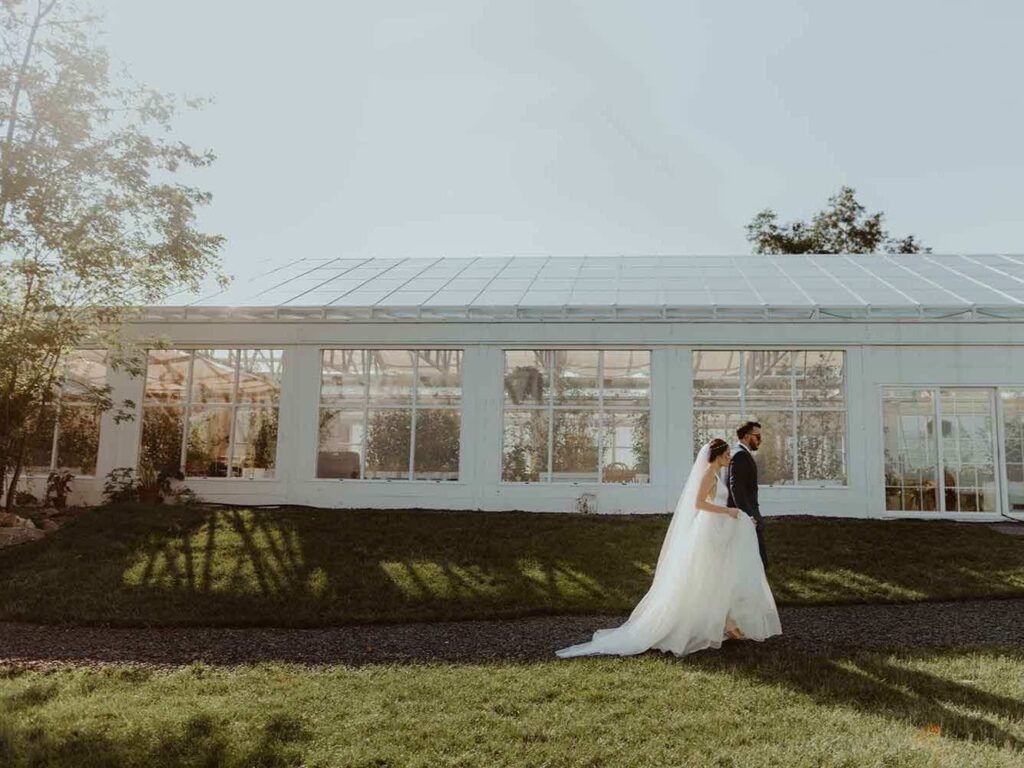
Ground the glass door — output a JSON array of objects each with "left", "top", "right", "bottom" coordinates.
[
  {"left": 883, "top": 389, "right": 938, "bottom": 512},
  {"left": 883, "top": 387, "right": 1000, "bottom": 514},
  {"left": 1000, "top": 390, "right": 1024, "bottom": 515},
  {"left": 939, "top": 389, "right": 998, "bottom": 513}
]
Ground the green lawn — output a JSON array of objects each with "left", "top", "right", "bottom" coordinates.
[
  {"left": 1, "top": 504, "right": 1022, "bottom": 627},
  {"left": 2, "top": 646, "right": 1024, "bottom": 767}
]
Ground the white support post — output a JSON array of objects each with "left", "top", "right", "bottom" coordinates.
[
  {"left": 276, "top": 345, "right": 321, "bottom": 497},
  {"left": 846, "top": 346, "right": 876, "bottom": 517},
  {"left": 461, "top": 346, "right": 503, "bottom": 509},
  {"left": 93, "top": 363, "right": 147, "bottom": 503},
  {"left": 653, "top": 348, "right": 693, "bottom": 512}
]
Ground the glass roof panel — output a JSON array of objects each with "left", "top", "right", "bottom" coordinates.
[
  {"left": 373, "top": 291, "right": 436, "bottom": 305},
  {"left": 567, "top": 292, "right": 615, "bottom": 305},
  {"left": 471, "top": 291, "right": 527, "bottom": 305},
  {"left": 158, "top": 255, "right": 1024, "bottom": 315},
  {"left": 489, "top": 278, "right": 536, "bottom": 290},
  {"left": 518, "top": 291, "right": 572, "bottom": 305},
  {"left": 706, "top": 289, "right": 764, "bottom": 304},
  {"left": 423, "top": 291, "right": 483, "bottom": 306},
  {"left": 329, "top": 291, "right": 394, "bottom": 306},
  {"left": 443, "top": 278, "right": 492, "bottom": 290},
  {"left": 616, "top": 291, "right": 661, "bottom": 304},
  {"left": 530, "top": 279, "right": 576, "bottom": 291}
]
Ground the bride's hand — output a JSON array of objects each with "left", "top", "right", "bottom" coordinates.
[{"left": 727, "top": 507, "right": 739, "bottom": 519}]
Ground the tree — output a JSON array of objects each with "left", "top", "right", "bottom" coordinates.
[
  {"left": 0, "top": 0, "right": 224, "bottom": 509},
  {"left": 746, "top": 186, "right": 928, "bottom": 255}
]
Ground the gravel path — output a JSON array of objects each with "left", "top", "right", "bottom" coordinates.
[{"left": 2, "top": 599, "right": 1023, "bottom": 670}]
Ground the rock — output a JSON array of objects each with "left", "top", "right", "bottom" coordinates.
[
  {"left": 0, "top": 527, "right": 46, "bottom": 548},
  {"left": 0, "top": 512, "right": 37, "bottom": 529},
  {"left": 41, "top": 519, "right": 60, "bottom": 532}
]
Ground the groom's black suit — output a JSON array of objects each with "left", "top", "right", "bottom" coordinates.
[{"left": 725, "top": 446, "right": 767, "bottom": 568}]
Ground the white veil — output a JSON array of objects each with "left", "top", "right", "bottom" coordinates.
[{"left": 556, "top": 444, "right": 712, "bottom": 658}]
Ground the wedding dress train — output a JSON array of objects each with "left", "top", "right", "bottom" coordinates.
[{"left": 556, "top": 444, "right": 781, "bottom": 658}]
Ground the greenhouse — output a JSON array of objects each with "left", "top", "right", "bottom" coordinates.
[{"left": 28, "top": 254, "right": 1024, "bottom": 520}]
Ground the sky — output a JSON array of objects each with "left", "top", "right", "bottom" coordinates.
[{"left": 96, "top": 1, "right": 1024, "bottom": 280}]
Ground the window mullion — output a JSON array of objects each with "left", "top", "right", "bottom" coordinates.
[
  {"left": 51, "top": 361, "right": 71, "bottom": 471},
  {"left": 995, "top": 388, "right": 1009, "bottom": 516},
  {"left": 227, "top": 351, "right": 241, "bottom": 478},
  {"left": 316, "top": 351, "right": 323, "bottom": 481},
  {"left": 597, "top": 351, "right": 604, "bottom": 483},
  {"left": 899, "top": 398, "right": 908, "bottom": 506},
  {"left": 180, "top": 352, "right": 195, "bottom": 473},
  {"left": 953, "top": 395, "right": 962, "bottom": 512},
  {"left": 361, "top": 350, "right": 369, "bottom": 480},
  {"left": 739, "top": 351, "right": 746, "bottom": 418},
  {"left": 48, "top": 397, "right": 61, "bottom": 473},
  {"left": 409, "top": 353, "right": 418, "bottom": 481},
  {"left": 934, "top": 388, "right": 946, "bottom": 513},
  {"left": 546, "top": 351, "right": 554, "bottom": 483},
  {"left": 791, "top": 356, "right": 798, "bottom": 484}
]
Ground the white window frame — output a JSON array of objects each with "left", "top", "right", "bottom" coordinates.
[
  {"left": 881, "top": 385, "right": 1005, "bottom": 516},
  {"left": 24, "top": 351, "right": 107, "bottom": 478},
  {"left": 692, "top": 349, "right": 849, "bottom": 488},
  {"left": 138, "top": 348, "right": 284, "bottom": 480},
  {"left": 316, "top": 348, "right": 464, "bottom": 482},
  {"left": 500, "top": 349, "right": 652, "bottom": 485}
]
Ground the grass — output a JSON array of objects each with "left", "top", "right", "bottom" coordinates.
[
  {"left": 1, "top": 504, "right": 1022, "bottom": 627},
  {"left": 2, "top": 646, "right": 1024, "bottom": 767}
]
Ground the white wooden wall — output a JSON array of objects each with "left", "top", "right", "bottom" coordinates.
[{"left": 46, "top": 318, "right": 1024, "bottom": 520}]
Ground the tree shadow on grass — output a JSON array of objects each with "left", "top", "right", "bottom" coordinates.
[
  {"left": 692, "top": 643, "right": 1024, "bottom": 752},
  {"left": 0, "top": 705, "right": 310, "bottom": 768},
  {"left": 0, "top": 505, "right": 663, "bottom": 626},
  {"left": 2, "top": 507, "right": 1024, "bottom": 627}
]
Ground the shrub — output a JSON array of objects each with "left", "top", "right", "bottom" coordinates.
[
  {"left": 14, "top": 490, "right": 39, "bottom": 507},
  {"left": 44, "top": 471, "right": 74, "bottom": 509},
  {"left": 103, "top": 467, "right": 139, "bottom": 504},
  {"left": 103, "top": 466, "right": 196, "bottom": 505}
]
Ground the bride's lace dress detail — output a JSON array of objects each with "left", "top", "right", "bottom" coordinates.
[{"left": 556, "top": 445, "right": 781, "bottom": 658}]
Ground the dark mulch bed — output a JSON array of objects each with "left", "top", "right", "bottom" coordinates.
[{"left": 2, "top": 598, "right": 1023, "bottom": 671}]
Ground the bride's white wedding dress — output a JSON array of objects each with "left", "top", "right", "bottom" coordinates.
[{"left": 556, "top": 444, "right": 782, "bottom": 658}]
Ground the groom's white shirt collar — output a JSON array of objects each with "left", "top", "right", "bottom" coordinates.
[{"left": 735, "top": 442, "right": 750, "bottom": 454}]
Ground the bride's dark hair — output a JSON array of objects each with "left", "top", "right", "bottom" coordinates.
[{"left": 708, "top": 438, "right": 730, "bottom": 462}]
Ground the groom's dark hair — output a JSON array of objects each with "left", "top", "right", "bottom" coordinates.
[{"left": 737, "top": 421, "right": 761, "bottom": 440}]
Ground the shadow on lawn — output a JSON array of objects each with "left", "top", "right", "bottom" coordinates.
[
  {"left": 698, "top": 644, "right": 1024, "bottom": 751},
  {"left": 0, "top": 702, "right": 309, "bottom": 768},
  {"left": 147, "top": 506, "right": 640, "bottom": 621},
  {"left": 0, "top": 505, "right": 658, "bottom": 625},
  {"left": 2, "top": 505, "right": 1024, "bottom": 627}
]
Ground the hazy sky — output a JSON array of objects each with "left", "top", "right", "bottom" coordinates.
[{"left": 98, "top": 1, "right": 1024, "bottom": 278}]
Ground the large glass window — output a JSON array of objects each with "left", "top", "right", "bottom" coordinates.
[
  {"left": 318, "top": 349, "right": 462, "bottom": 480},
  {"left": 502, "top": 350, "right": 651, "bottom": 483},
  {"left": 693, "top": 350, "right": 847, "bottom": 486},
  {"left": 25, "top": 350, "right": 107, "bottom": 476},
  {"left": 140, "top": 349, "right": 283, "bottom": 479},
  {"left": 883, "top": 387, "right": 999, "bottom": 513}
]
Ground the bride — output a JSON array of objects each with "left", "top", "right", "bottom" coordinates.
[{"left": 556, "top": 438, "right": 781, "bottom": 658}]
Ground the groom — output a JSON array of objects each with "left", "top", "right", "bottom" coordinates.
[{"left": 724, "top": 421, "right": 767, "bottom": 568}]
